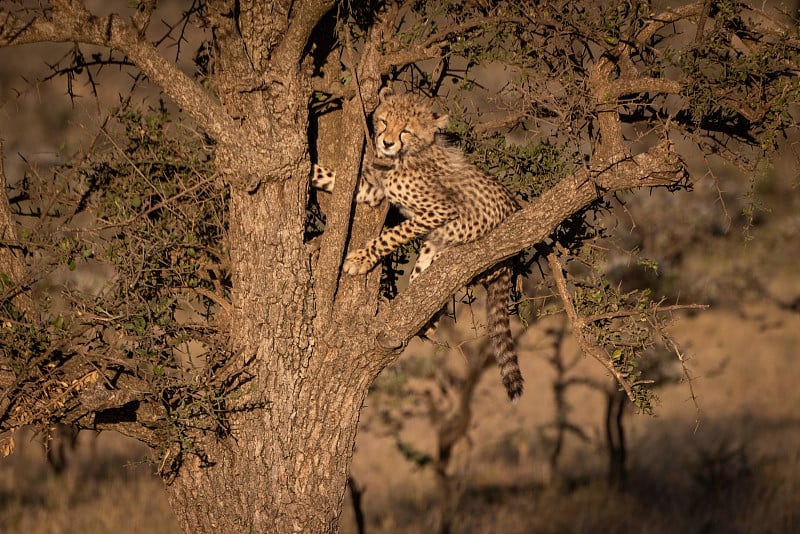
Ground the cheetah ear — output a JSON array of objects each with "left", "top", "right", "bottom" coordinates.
[
  {"left": 378, "top": 87, "right": 394, "bottom": 102},
  {"left": 434, "top": 113, "right": 449, "bottom": 130}
]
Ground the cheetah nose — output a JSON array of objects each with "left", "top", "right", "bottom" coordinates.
[{"left": 382, "top": 140, "right": 395, "bottom": 149}]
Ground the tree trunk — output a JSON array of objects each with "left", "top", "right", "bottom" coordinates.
[
  {"left": 157, "top": 31, "right": 385, "bottom": 525},
  {"left": 162, "top": 172, "right": 378, "bottom": 531},
  {"left": 147, "top": 2, "right": 385, "bottom": 528}
]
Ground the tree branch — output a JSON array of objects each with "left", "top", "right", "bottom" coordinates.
[
  {"left": 635, "top": 4, "right": 706, "bottom": 44},
  {"left": 373, "top": 141, "right": 687, "bottom": 351},
  {"left": 276, "top": 0, "right": 337, "bottom": 67},
  {"left": 315, "top": 11, "right": 391, "bottom": 327},
  {"left": 380, "top": 15, "right": 527, "bottom": 70},
  {"left": 0, "top": 1, "right": 236, "bottom": 143},
  {"left": 544, "top": 250, "right": 636, "bottom": 402},
  {"left": 608, "top": 77, "right": 683, "bottom": 99},
  {"left": 585, "top": 303, "right": 709, "bottom": 325}
]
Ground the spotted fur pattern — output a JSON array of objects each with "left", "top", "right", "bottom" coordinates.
[{"left": 311, "top": 88, "right": 523, "bottom": 400}]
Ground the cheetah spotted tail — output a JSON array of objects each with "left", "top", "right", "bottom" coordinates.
[{"left": 484, "top": 265, "right": 523, "bottom": 401}]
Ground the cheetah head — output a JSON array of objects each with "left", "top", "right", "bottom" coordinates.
[{"left": 372, "top": 87, "right": 448, "bottom": 158}]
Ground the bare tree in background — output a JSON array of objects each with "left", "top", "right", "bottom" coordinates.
[{"left": 1, "top": 1, "right": 798, "bottom": 532}]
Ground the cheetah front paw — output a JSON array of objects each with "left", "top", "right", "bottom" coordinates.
[{"left": 343, "top": 248, "right": 379, "bottom": 275}]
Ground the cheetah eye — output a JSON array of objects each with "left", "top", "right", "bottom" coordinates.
[{"left": 399, "top": 129, "right": 414, "bottom": 141}]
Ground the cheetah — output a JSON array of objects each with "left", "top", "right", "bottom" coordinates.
[{"left": 312, "top": 87, "right": 523, "bottom": 400}]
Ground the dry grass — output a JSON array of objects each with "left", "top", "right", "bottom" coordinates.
[{"left": 0, "top": 430, "right": 180, "bottom": 534}]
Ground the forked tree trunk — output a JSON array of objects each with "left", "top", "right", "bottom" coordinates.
[{"left": 149, "top": 2, "right": 386, "bottom": 528}]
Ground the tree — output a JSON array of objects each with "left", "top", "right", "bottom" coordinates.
[{"left": 1, "top": 0, "right": 797, "bottom": 532}]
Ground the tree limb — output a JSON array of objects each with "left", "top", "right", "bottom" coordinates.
[
  {"left": 635, "top": 4, "right": 706, "bottom": 44},
  {"left": 315, "top": 12, "right": 390, "bottom": 326},
  {"left": 0, "top": 1, "right": 236, "bottom": 143},
  {"left": 381, "top": 15, "right": 528, "bottom": 70},
  {"left": 608, "top": 77, "right": 683, "bottom": 100},
  {"left": 373, "top": 141, "right": 687, "bottom": 351},
  {"left": 275, "top": 0, "right": 337, "bottom": 67}
]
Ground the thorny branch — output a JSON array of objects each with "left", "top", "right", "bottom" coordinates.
[
  {"left": 545, "top": 250, "right": 638, "bottom": 402},
  {"left": 0, "top": 1, "right": 234, "bottom": 138},
  {"left": 585, "top": 303, "right": 709, "bottom": 325},
  {"left": 380, "top": 14, "right": 528, "bottom": 70}
]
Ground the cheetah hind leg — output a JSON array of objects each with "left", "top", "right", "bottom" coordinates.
[{"left": 410, "top": 241, "right": 438, "bottom": 283}]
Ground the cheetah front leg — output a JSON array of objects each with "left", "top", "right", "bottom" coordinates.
[
  {"left": 311, "top": 164, "right": 386, "bottom": 206},
  {"left": 343, "top": 211, "right": 454, "bottom": 275},
  {"left": 311, "top": 164, "right": 336, "bottom": 192}
]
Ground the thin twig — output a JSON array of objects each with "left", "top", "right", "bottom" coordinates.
[
  {"left": 657, "top": 324, "right": 701, "bottom": 430},
  {"left": 586, "top": 303, "right": 709, "bottom": 324}
]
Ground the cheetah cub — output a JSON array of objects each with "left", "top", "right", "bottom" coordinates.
[{"left": 312, "top": 88, "right": 523, "bottom": 400}]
